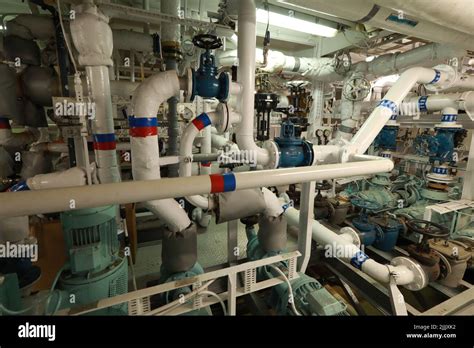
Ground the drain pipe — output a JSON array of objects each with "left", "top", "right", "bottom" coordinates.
[
  {"left": 130, "top": 69, "right": 191, "bottom": 232},
  {"left": 70, "top": 4, "right": 120, "bottom": 184},
  {"left": 236, "top": 0, "right": 271, "bottom": 166}
]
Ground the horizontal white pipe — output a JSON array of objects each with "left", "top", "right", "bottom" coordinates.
[
  {"left": 374, "top": 0, "right": 474, "bottom": 36},
  {"left": 26, "top": 167, "right": 87, "bottom": 190},
  {"left": 350, "top": 67, "right": 449, "bottom": 154},
  {"left": 0, "top": 159, "right": 393, "bottom": 218},
  {"left": 284, "top": 206, "right": 415, "bottom": 286},
  {"left": 131, "top": 70, "right": 191, "bottom": 232},
  {"left": 288, "top": 0, "right": 474, "bottom": 50}
]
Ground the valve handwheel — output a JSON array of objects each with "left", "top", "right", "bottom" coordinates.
[
  {"left": 343, "top": 76, "right": 371, "bottom": 101},
  {"left": 192, "top": 34, "right": 223, "bottom": 50},
  {"left": 405, "top": 219, "right": 449, "bottom": 238}
]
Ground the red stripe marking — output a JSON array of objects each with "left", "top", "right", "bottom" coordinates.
[
  {"left": 201, "top": 162, "right": 211, "bottom": 167},
  {"left": 192, "top": 118, "right": 205, "bottom": 130},
  {"left": 129, "top": 127, "right": 158, "bottom": 137},
  {"left": 210, "top": 174, "right": 225, "bottom": 193},
  {"left": 0, "top": 121, "right": 11, "bottom": 129},
  {"left": 94, "top": 141, "right": 116, "bottom": 150}
]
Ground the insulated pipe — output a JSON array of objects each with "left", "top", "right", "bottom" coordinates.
[
  {"left": 218, "top": 43, "right": 466, "bottom": 81},
  {"left": 236, "top": 0, "right": 270, "bottom": 165},
  {"left": 0, "top": 159, "right": 393, "bottom": 218},
  {"left": 130, "top": 70, "right": 191, "bottom": 232},
  {"left": 374, "top": 0, "right": 474, "bottom": 36},
  {"left": 349, "top": 67, "right": 450, "bottom": 155},
  {"left": 283, "top": 206, "right": 416, "bottom": 286},
  {"left": 70, "top": 5, "right": 121, "bottom": 184},
  {"left": 288, "top": 0, "right": 474, "bottom": 50},
  {"left": 179, "top": 112, "right": 221, "bottom": 210}
]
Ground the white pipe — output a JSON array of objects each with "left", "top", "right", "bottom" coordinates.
[
  {"left": 179, "top": 112, "right": 221, "bottom": 210},
  {"left": 284, "top": 206, "right": 415, "bottom": 286},
  {"left": 0, "top": 159, "right": 393, "bottom": 218},
  {"left": 131, "top": 70, "right": 191, "bottom": 232},
  {"left": 219, "top": 43, "right": 465, "bottom": 81},
  {"left": 70, "top": 5, "right": 121, "bottom": 184},
  {"left": 288, "top": 0, "right": 474, "bottom": 50},
  {"left": 26, "top": 167, "right": 88, "bottom": 190},
  {"left": 374, "top": 0, "right": 474, "bottom": 36},
  {"left": 236, "top": 0, "right": 270, "bottom": 165},
  {"left": 349, "top": 67, "right": 450, "bottom": 155},
  {"left": 262, "top": 187, "right": 284, "bottom": 217}
]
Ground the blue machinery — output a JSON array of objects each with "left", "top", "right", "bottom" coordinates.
[
  {"left": 189, "top": 34, "right": 229, "bottom": 102},
  {"left": 275, "top": 120, "right": 314, "bottom": 168}
]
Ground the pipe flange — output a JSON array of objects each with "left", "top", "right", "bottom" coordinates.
[
  {"left": 263, "top": 140, "right": 280, "bottom": 169},
  {"left": 425, "top": 64, "right": 457, "bottom": 92},
  {"left": 340, "top": 226, "right": 361, "bottom": 248},
  {"left": 391, "top": 256, "right": 428, "bottom": 291},
  {"left": 215, "top": 102, "right": 230, "bottom": 133}
]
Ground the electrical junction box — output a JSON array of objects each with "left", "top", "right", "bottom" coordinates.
[{"left": 306, "top": 287, "right": 347, "bottom": 316}]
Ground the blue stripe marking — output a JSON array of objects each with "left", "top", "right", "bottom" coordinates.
[
  {"left": 418, "top": 96, "right": 428, "bottom": 112},
  {"left": 433, "top": 167, "right": 448, "bottom": 175},
  {"left": 429, "top": 70, "right": 441, "bottom": 84},
  {"left": 8, "top": 180, "right": 29, "bottom": 192},
  {"left": 441, "top": 114, "right": 457, "bottom": 122},
  {"left": 222, "top": 172, "right": 236, "bottom": 192},
  {"left": 93, "top": 133, "right": 116, "bottom": 143},
  {"left": 196, "top": 113, "right": 212, "bottom": 128},
  {"left": 350, "top": 251, "right": 370, "bottom": 269},
  {"left": 128, "top": 116, "right": 158, "bottom": 127},
  {"left": 378, "top": 99, "right": 398, "bottom": 115}
]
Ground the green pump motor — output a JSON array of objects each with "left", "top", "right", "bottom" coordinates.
[{"left": 57, "top": 205, "right": 128, "bottom": 315}]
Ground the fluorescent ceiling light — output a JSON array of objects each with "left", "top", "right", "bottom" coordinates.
[{"left": 256, "top": 9, "right": 338, "bottom": 37}]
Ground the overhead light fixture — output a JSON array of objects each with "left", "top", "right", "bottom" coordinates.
[{"left": 256, "top": 9, "right": 338, "bottom": 38}]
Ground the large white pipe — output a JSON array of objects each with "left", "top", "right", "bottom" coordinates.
[
  {"left": 131, "top": 70, "right": 191, "bottom": 232},
  {"left": 236, "top": 0, "right": 270, "bottom": 165},
  {"left": 284, "top": 206, "right": 416, "bottom": 286},
  {"left": 70, "top": 5, "right": 121, "bottom": 184},
  {"left": 287, "top": 0, "right": 474, "bottom": 50},
  {"left": 374, "top": 0, "right": 474, "bottom": 36},
  {"left": 0, "top": 158, "right": 393, "bottom": 218},
  {"left": 349, "top": 67, "right": 450, "bottom": 155}
]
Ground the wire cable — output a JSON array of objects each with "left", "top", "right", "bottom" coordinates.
[
  {"left": 200, "top": 290, "right": 227, "bottom": 316},
  {"left": 268, "top": 264, "right": 302, "bottom": 316},
  {"left": 56, "top": 0, "right": 78, "bottom": 73}
]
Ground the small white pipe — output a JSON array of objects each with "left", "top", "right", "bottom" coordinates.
[
  {"left": 262, "top": 187, "right": 284, "bottom": 217},
  {"left": 131, "top": 70, "right": 191, "bottom": 232},
  {"left": 0, "top": 159, "right": 394, "bottom": 218},
  {"left": 284, "top": 206, "right": 415, "bottom": 286},
  {"left": 179, "top": 112, "right": 220, "bottom": 210},
  {"left": 26, "top": 167, "right": 88, "bottom": 190}
]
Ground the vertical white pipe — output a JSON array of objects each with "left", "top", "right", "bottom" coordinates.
[{"left": 236, "top": 0, "right": 270, "bottom": 165}]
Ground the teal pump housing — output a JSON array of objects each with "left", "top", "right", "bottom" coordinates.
[{"left": 57, "top": 205, "right": 128, "bottom": 315}]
